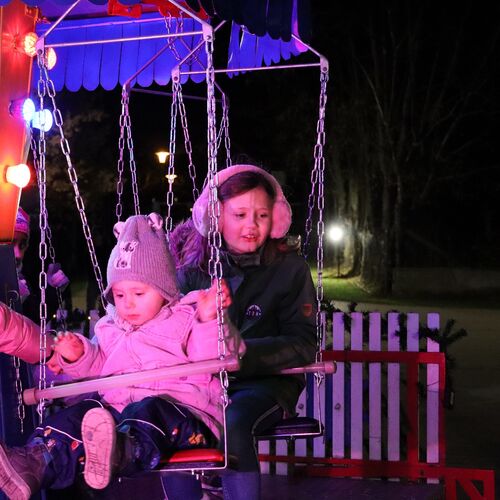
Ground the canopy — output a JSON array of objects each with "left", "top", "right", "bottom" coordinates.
[{"left": 2, "top": 0, "right": 312, "bottom": 91}]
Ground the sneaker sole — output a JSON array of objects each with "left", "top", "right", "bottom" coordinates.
[
  {"left": 82, "top": 407, "right": 116, "bottom": 490},
  {"left": 0, "top": 444, "right": 31, "bottom": 500}
]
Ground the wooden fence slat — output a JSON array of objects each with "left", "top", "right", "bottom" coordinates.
[
  {"left": 387, "top": 312, "right": 401, "bottom": 462},
  {"left": 368, "top": 312, "right": 382, "bottom": 460},
  {"left": 259, "top": 440, "right": 270, "bottom": 474},
  {"left": 350, "top": 312, "right": 363, "bottom": 460},
  {"left": 276, "top": 440, "right": 288, "bottom": 475},
  {"left": 406, "top": 313, "right": 420, "bottom": 465},
  {"left": 426, "top": 312, "right": 440, "bottom": 484},
  {"left": 313, "top": 312, "right": 327, "bottom": 460},
  {"left": 332, "top": 312, "right": 345, "bottom": 458}
]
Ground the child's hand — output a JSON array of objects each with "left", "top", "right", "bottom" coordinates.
[
  {"left": 197, "top": 280, "right": 232, "bottom": 323},
  {"left": 53, "top": 331, "right": 84, "bottom": 362}
]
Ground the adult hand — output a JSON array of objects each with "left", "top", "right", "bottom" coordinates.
[
  {"left": 18, "top": 278, "right": 30, "bottom": 302},
  {"left": 47, "top": 263, "right": 70, "bottom": 290},
  {"left": 196, "top": 279, "right": 232, "bottom": 322},
  {"left": 53, "top": 331, "right": 84, "bottom": 362}
]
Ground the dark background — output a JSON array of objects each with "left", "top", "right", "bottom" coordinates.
[{"left": 20, "top": 1, "right": 500, "bottom": 294}]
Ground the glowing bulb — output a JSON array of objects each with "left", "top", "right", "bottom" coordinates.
[
  {"left": 164, "top": 174, "right": 177, "bottom": 183},
  {"left": 327, "top": 224, "right": 345, "bottom": 243},
  {"left": 6, "top": 164, "right": 31, "bottom": 188},
  {"left": 9, "top": 98, "right": 35, "bottom": 123},
  {"left": 22, "top": 32, "right": 38, "bottom": 57},
  {"left": 32, "top": 109, "right": 53, "bottom": 132},
  {"left": 45, "top": 48, "right": 57, "bottom": 70},
  {"left": 156, "top": 151, "right": 170, "bottom": 164}
]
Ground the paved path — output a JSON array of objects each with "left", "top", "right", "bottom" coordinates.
[{"left": 336, "top": 300, "right": 500, "bottom": 487}]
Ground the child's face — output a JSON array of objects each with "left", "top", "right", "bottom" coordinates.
[
  {"left": 221, "top": 187, "right": 273, "bottom": 254},
  {"left": 112, "top": 280, "right": 166, "bottom": 326}
]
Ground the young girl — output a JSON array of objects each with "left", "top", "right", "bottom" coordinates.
[
  {"left": 167, "top": 165, "right": 317, "bottom": 500},
  {"left": 0, "top": 213, "right": 243, "bottom": 500}
]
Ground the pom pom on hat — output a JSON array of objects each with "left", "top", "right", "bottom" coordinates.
[
  {"left": 192, "top": 165, "right": 292, "bottom": 239},
  {"left": 15, "top": 207, "right": 30, "bottom": 236},
  {"left": 104, "top": 213, "right": 179, "bottom": 305}
]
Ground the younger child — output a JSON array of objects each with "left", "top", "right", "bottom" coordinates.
[{"left": 0, "top": 213, "right": 243, "bottom": 500}]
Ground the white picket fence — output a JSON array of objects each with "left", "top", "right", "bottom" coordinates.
[{"left": 259, "top": 311, "right": 442, "bottom": 476}]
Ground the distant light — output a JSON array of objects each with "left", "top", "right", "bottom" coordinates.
[
  {"left": 165, "top": 173, "right": 177, "bottom": 183},
  {"left": 6, "top": 164, "right": 31, "bottom": 188},
  {"left": 327, "top": 224, "right": 345, "bottom": 243},
  {"left": 31, "top": 109, "right": 53, "bottom": 132},
  {"left": 21, "top": 32, "right": 38, "bottom": 57},
  {"left": 9, "top": 98, "right": 35, "bottom": 123},
  {"left": 45, "top": 48, "right": 57, "bottom": 70},
  {"left": 156, "top": 151, "right": 170, "bottom": 164}
]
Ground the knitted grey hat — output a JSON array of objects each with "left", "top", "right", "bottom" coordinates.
[{"left": 104, "top": 213, "right": 179, "bottom": 305}]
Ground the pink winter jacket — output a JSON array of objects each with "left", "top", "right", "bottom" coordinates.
[{"left": 0, "top": 297, "right": 244, "bottom": 439}]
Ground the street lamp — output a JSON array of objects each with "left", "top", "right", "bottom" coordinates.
[
  {"left": 165, "top": 173, "right": 177, "bottom": 184},
  {"left": 155, "top": 150, "right": 170, "bottom": 164},
  {"left": 327, "top": 224, "right": 345, "bottom": 277}
]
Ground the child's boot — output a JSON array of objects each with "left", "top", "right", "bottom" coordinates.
[
  {"left": 0, "top": 441, "right": 47, "bottom": 500},
  {"left": 82, "top": 407, "right": 141, "bottom": 490}
]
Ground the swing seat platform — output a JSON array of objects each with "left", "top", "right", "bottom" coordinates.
[
  {"left": 159, "top": 448, "right": 226, "bottom": 469},
  {"left": 157, "top": 416, "right": 322, "bottom": 470},
  {"left": 255, "top": 416, "right": 322, "bottom": 439}
]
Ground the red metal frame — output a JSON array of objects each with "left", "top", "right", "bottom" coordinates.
[{"left": 259, "top": 350, "right": 495, "bottom": 499}]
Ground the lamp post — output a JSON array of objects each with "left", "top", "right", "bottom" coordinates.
[
  {"left": 155, "top": 150, "right": 170, "bottom": 164},
  {"left": 327, "top": 224, "right": 345, "bottom": 277}
]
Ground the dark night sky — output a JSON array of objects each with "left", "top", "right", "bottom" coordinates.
[{"left": 20, "top": 1, "right": 500, "bottom": 278}]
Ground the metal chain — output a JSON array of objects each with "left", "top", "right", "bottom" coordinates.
[
  {"left": 177, "top": 85, "right": 200, "bottom": 201},
  {"left": 163, "top": 12, "right": 183, "bottom": 61},
  {"left": 303, "top": 166, "right": 318, "bottom": 259},
  {"left": 123, "top": 89, "right": 141, "bottom": 215},
  {"left": 165, "top": 77, "right": 179, "bottom": 237},
  {"left": 165, "top": 14, "right": 200, "bottom": 201},
  {"left": 314, "top": 69, "right": 329, "bottom": 362},
  {"left": 221, "top": 93, "right": 232, "bottom": 168},
  {"left": 36, "top": 52, "right": 49, "bottom": 422},
  {"left": 204, "top": 29, "right": 228, "bottom": 410},
  {"left": 115, "top": 88, "right": 128, "bottom": 222},
  {"left": 9, "top": 288, "right": 26, "bottom": 432},
  {"left": 40, "top": 60, "right": 107, "bottom": 308},
  {"left": 31, "top": 134, "right": 67, "bottom": 329}
]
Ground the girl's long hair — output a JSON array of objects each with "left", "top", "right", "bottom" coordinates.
[{"left": 170, "top": 171, "right": 277, "bottom": 271}]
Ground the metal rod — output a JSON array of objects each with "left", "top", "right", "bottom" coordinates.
[
  {"left": 180, "top": 62, "right": 322, "bottom": 76},
  {"left": 124, "top": 41, "right": 173, "bottom": 89},
  {"left": 130, "top": 87, "right": 222, "bottom": 103},
  {"left": 23, "top": 358, "right": 336, "bottom": 405},
  {"left": 38, "top": 17, "right": 168, "bottom": 33},
  {"left": 174, "top": 20, "right": 225, "bottom": 70},
  {"left": 39, "top": 0, "right": 82, "bottom": 41},
  {"left": 23, "top": 356, "right": 240, "bottom": 405},
  {"left": 279, "top": 361, "right": 336, "bottom": 375},
  {"left": 290, "top": 33, "right": 323, "bottom": 59},
  {"left": 46, "top": 31, "right": 204, "bottom": 49}
]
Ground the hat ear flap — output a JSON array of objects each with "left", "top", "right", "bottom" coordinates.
[
  {"left": 147, "top": 212, "right": 163, "bottom": 231},
  {"left": 270, "top": 199, "right": 292, "bottom": 239},
  {"left": 113, "top": 221, "right": 125, "bottom": 239}
]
